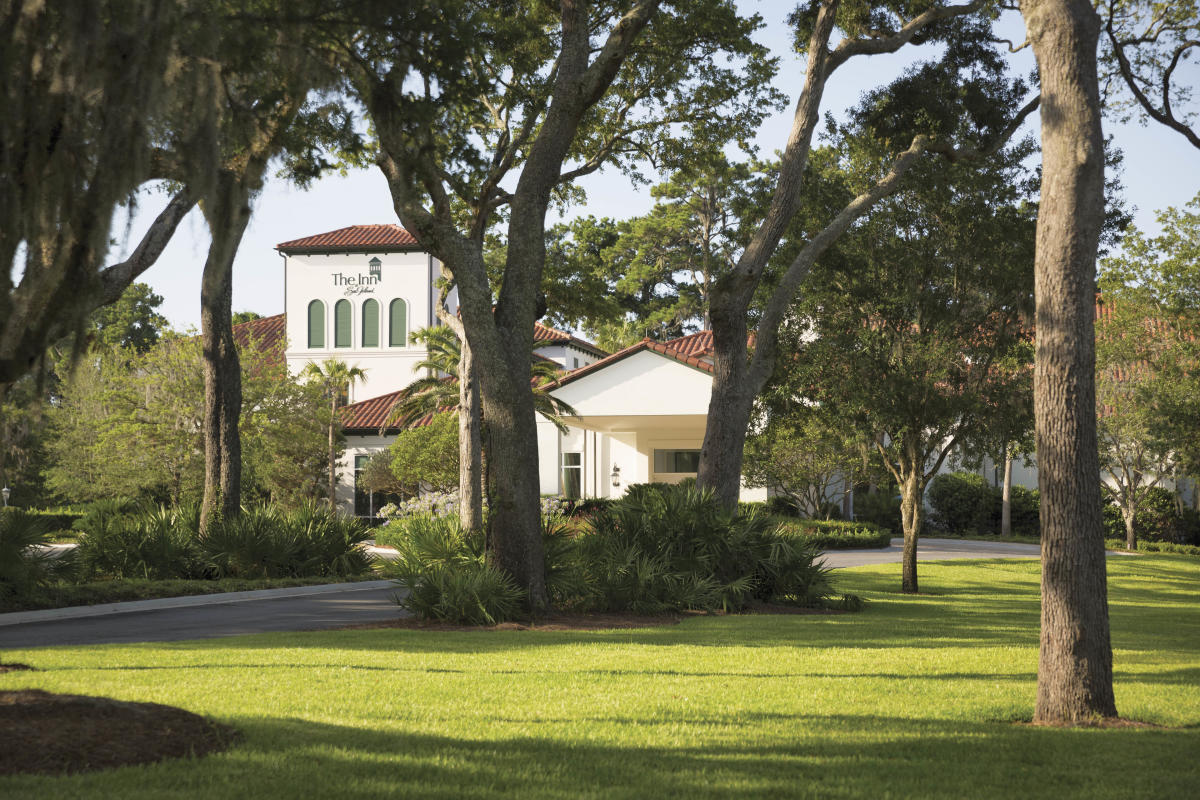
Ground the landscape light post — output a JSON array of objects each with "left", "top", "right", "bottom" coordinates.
[{"left": 1, "top": 486, "right": 10, "bottom": 507}]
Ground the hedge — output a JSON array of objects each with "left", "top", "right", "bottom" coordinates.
[{"left": 774, "top": 518, "right": 892, "bottom": 549}]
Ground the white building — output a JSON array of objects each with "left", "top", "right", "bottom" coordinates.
[{"left": 245, "top": 224, "right": 763, "bottom": 517}]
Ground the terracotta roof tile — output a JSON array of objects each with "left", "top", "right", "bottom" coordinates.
[
  {"left": 276, "top": 224, "right": 419, "bottom": 253},
  {"left": 533, "top": 322, "right": 609, "bottom": 358},
  {"left": 232, "top": 313, "right": 286, "bottom": 369}
]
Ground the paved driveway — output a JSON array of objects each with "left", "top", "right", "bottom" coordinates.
[
  {"left": 820, "top": 537, "right": 1044, "bottom": 568},
  {"left": 1, "top": 538, "right": 1067, "bottom": 650}
]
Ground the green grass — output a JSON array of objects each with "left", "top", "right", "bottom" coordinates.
[{"left": 2, "top": 556, "right": 1198, "bottom": 798}]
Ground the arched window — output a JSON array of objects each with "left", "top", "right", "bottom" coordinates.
[
  {"left": 389, "top": 299, "right": 407, "bottom": 347},
  {"left": 307, "top": 300, "right": 325, "bottom": 348},
  {"left": 361, "top": 299, "right": 380, "bottom": 348},
  {"left": 334, "top": 299, "right": 352, "bottom": 348}
]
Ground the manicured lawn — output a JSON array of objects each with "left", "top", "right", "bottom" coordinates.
[{"left": 2, "top": 556, "right": 1198, "bottom": 798}]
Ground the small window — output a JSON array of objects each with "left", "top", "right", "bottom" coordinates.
[
  {"left": 653, "top": 449, "right": 701, "bottom": 474},
  {"left": 362, "top": 299, "right": 380, "bottom": 348},
  {"left": 561, "top": 452, "right": 582, "bottom": 499},
  {"left": 307, "top": 300, "right": 325, "bottom": 348},
  {"left": 389, "top": 299, "right": 407, "bottom": 347},
  {"left": 572, "top": 357, "right": 579, "bottom": 369},
  {"left": 334, "top": 300, "right": 352, "bottom": 348}
]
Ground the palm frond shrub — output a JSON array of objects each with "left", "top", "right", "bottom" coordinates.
[
  {"left": 74, "top": 504, "right": 204, "bottom": 580},
  {"left": 381, "top": 513, "right": 522, "bottom": 625},
  {"left": 286, "top": 500, "right": 375, "bottom": 577},
  {"left": 199, "top": 505, "right": 296, "bottom": 578},
  {"left": 0, "top": 509, "right": 62, "bottom": 598},
  {"left": 578, "top": 483, "right": 836, "bottom": 613},
  {"left": 542, "top": 514, "right": 587, "bottom": 609}
]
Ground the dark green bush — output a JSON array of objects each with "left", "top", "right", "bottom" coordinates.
[
  {"left": 928, "top": 472, "right": 997, "bottom": 534},
  {"left": 380, "top": 513, "right": 522, "bottom": 625},
  {"left": 774, "top": 519, "right": 891, "bottom": 549},
  {"left": 568, "top": 498, "right": 614, "bottom": 519},
  {"left": 1102, "top": 487, "right": 1199, "bottom": 545},
  {"left": 766, "top": 495, "right": 802, "bottom": 518},
  {"left": 853, "top": 490, "right": 901, "bottom": 534},
  {"left": 578, "top": 483, "right": 836, "bottom": 614},
  {"left": 1, "top": 507, "right": 84, "bottom": 536},
  {"left": 926, "top": 472, "right": 1041, "bottom": 537}
]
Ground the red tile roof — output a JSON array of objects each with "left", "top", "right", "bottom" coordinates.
[
  {"left": 232, "top": 313, "right": 286, "bottom": 368},
  {"left": 533, "top": 322, "right": 609, "bottom": 358},
  {"left": 664, "top": 330, "right": 714, "bottom": 357},
  {"left": 340, "top": 390, "right": 442, "bottom": 434},
  {"left": 276, "top": 224, "right": 419, "bottom": 253}
]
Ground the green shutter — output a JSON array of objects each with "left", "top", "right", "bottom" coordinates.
[
  {"left": 334, "top": 300, "right": 351, "bottom": 348},
  {"left": 307, "top": 300, "right": 324, "bottom": 348},
  {"left": 362, "top": 299, "right": 380, "bottom": 347},
  {"left": 389, "top": 299, "right": 407, "bottom": 347}
]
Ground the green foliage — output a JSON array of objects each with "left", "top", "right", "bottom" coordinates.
[
  {"left": 71, "top": 500, "right": 373, "bottom": 582},
  {"left": 927, "top": 472, "right": 996, "bottom": 534},
  {"left": 773, "top": 519, "right": 891, "bottom": 550},
  {"left": 852, "top": 491, "right": 902, "bottom": 535},
  {"left": 0, "top": 508, "right": 61, "bottom": 599},
  {"left": 43, "top": 330, "right": 329, "bottom": 507},
  {"left": 74, "top": 503, "right": 205, "bottom": 581},
  {"left": 388, "top": 412, "right": 460, "bottom": 496},
  {"left": 1102, "top": 487, "right": 1200, "bottom": 546},
  {"left": 927, "top": 472, "right": 1040, "bottom": 538},
  {"left": 201, "top": 501, "right": 373, "bottom": 579},
  {"left": 381, "top": 513, "right": 522, "bottom": 625},
  {"left": 578, "top": 483, "right": 835, "bottom": 614},
  {"left": 743, "top": 415, "right": 863, "bottom": 519},
  {"left": 88, "top": 282, "right": 168, "bottom": 354}
]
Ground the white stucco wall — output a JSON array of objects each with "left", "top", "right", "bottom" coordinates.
[
  {"left": 551, "top": 350, "right": 714, "bottom": 417},
  {"left": 338, "top": 434, "right": 395, "bottom": 515},
  {"left": 282, "top": 249, "right": 443, "bottom": 402}
]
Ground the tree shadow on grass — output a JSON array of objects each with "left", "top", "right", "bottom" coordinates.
[{"left": 1, "top": 713, "right": 1196, "bottom": 799}]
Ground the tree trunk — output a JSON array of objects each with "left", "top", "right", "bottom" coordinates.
[
  {"left": 696, "top": 308, "right": 757, "bottom": 508},
  {"left": 476, "top": 352, "right": 547, "bottom": 611},
  {"left": 842, "top": 474, "right": 853, "bottom": 519},
  {"left": 1023, "top": 0, "right": 1118, "bottom": 723},
  {"left": 1001, "top": 450, "right": 1013, "bottom": 537},
  {"left": 458, "top": 336, "right": 484, "bottom": 531},
  {"left": 199, "top": 177, "right": 250, "bottom": 532},
  {"left": 1123, "top": 506, "right": 1136, "bottom": 551},
  {"left": 328, "top": 395, "right": 337, "bottom": 509},
  {"left": 899, "top": 470, "right": 924, "bottom": 594}
]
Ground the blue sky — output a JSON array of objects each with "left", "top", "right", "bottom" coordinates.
[{"left": 117, "top": 2, "right": 1200, "bottom": 330}]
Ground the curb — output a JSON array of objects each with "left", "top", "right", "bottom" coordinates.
[{"left": 0, "top": 579, "right": 396, "bottom": 628}]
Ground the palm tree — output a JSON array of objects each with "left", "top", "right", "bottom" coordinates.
[
  {"left": 384, "top": 326, "right": 576, "bottom": 432},
  {"left": 302, "top": 359, "right": 367, "bottom": 508}
]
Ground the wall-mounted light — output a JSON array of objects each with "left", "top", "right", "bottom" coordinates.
[{"left": 610, "top": 465, "right": 621, "bottom": 487}]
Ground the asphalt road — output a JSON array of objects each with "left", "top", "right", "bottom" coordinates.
[
  {"left": 0, "top": 582, "right": 404, "bottom": 649},
  {"left": 1, "top": 538, "right": 1061, "bottom": 650}
]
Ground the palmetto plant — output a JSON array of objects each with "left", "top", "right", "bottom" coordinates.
[
  {"left": 383, "top": 326, "right": 578, "bottom": 432},
  {"left": 302, "top": 359, "right": 367, "bottom": 507}
]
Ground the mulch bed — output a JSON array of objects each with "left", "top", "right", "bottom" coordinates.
[
  {"left": 342, "top": 603, "right": 844, "bottom": 633},
  {"left": 0, "top": 690, "right": 238, "bottom": 776}
]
